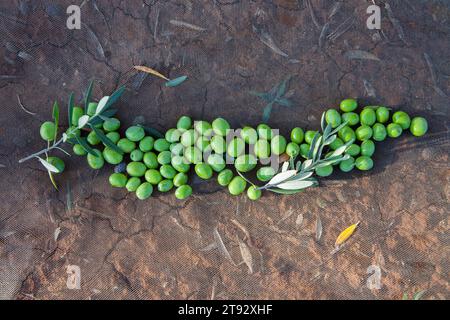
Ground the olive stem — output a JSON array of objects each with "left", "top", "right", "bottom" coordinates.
[{"left": 18, "top": 137, "right": 64, "bottom": 163}]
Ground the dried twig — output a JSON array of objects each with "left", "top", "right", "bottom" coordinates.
[
  {"left": 17, "top": 94, "right": 37, "bottom": 115},
  {"left": 169, "top": 20, "right": 206, "bottom": 32},
  {"left": 213, "top": 228, "right": 237, "bottom": 266},
  {"left": 319, "top": 22, "right": 330, "bottom": 48},
  {"left": 306, "top": 0, "right": 322, "bottom": 30},
  {"left": 327, "top": 17, "right": 354, "bottom": 41},
  {"left": 385, "top": 2, "right": 410, "bottom": 46}
]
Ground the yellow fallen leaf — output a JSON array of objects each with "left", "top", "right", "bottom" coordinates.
[
  {"left": 335, "top": 221, "right": 360, "bottom": 247},
  {"left": 133, "top": 66, "right": 170, "bottom": 81}
]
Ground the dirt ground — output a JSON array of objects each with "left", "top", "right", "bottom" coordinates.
[{"left": 0, "top": 0, "right": 449, "bottom": 300}]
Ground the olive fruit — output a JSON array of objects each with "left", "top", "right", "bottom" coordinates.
[
  {"left": 170, "top": 143, "right": 184, "bottom": 156},
  {"left": 299, "top": 143, "right": 310, "bottom": 158},
  {"left": 256, "top": 166, "right": 275, "bottom": 182},
  {"left": 117, "top": 138, "right": 136, "bottom": 153},
  {"left": 103, "top": 147, "right": 123, "bottom": 165},
  {"left": 47, "top": 156, "right": 65, "bottom": 173},
  {"left": 372, "top": 123, "right": 387, "bottom": 141},
  {"left": 257, "top": 124, "right": 272, "bottom": 140},
  {"left": 165, "top": 128, "right": 181, "bottom": 143},
  {"left": 315, "top": 164, "right": 333, "bottom": 177},
  {"left": 254, "top": 139, "right": 271, "bottom": 159},
  {"left": 340, "top": 98, "right": 358, "bottom": 112},
  {"left": 240, "top": 126, "right": 257, "bottom": 144},
  {"left": 136, "top": 182, "right": 153, "bottom": 200},
  {"left": 126, "top": 161, "right": 147, "bottom": 177},
  {"left": 360, "top": 108, "right": 377, "bottom": 126},
  {"left": 109, "top": 173, "right": 127, "bottom": 188},
  {"left": 86, "top": 130, "right": 101, "bottom": 145},
  {"left": 196, "top": 136, "right": 211, "bottom": 152},
  {"left": 40, "top": 121, "right": 56, "bottom": 141},
  {"left": 339, "top": 156, "right": 355, "bottom": 172},
  {"left": 392, "top": 111, "right": 411, "bottom": 130},
  {"left": 171, "top": 155, "right": 190, "bottom": 173},
  {"left": 286, "top": 142, "right": 300, "bottom": 158},
  {"left": 228, "top": 176, "right": 247, "bottom": 196},
  {"left": 103, "top": 118, "right": 120, "bottom": 132},
  {"left": 154, "top": 138, "right": 170, "bottom": 152},
  {"left": 145, "top": 169, "right": 163, "bottom": 184},
  {"left": 360, "top": 140, "right": 375, "bottom": 157},
  {"left": 157, "top": 150, "right": 172, "bottom": 165},
  {"left": 106, "top": 132, "right": 120, "bottom": 144},
  {"left": 177, "top": 116, "right": 192, "bottom": 130},
  {"left": 338, "top": 126, "right": 356, "bottom": 143},
  {"left": 329, "top": 137, "right": 344, "bottom": 150},
  {"left": 234, "top": 154, "right": 257, "bottom": 172},
  {"left": 342, "top": 112, "right": 360, "bottom": 126},
  {"left": 158, "top": 179, "right": 174, "bottom": 193},
  {"left": 181, "top": 129, "right": 198, "bottom": 147},
  {"left": 194, "top": 121, "right": 212, "bottom": 136},
  {"left": 130, "top": 149, "right": 144, "bottom": 162},
  {"left": 355, "top": 125, "right": 373, "bottom": 141},
  {"left": 247, "top": 186, "right": 262, "bottom": 201},
  {"left": 184, "top": 146, "right": 202, "bottom": 164},
  {"left": 87, "top": 149, "right": 104, "bottom": 169},
  {"left": 86, "top": 102, "right": 98, "bottom": 116},
  {"left": 65, "top": 127, "right": 80, "bottom": 141},
  {"left": 271, "top": 135, "right": 287, "bottom": 155},
  {"left": 210, "top": 135, "right": 226, "bottom": 154},
  {"left": 355, "top": 156, "right": 374, "bottom": 171},
  {"left": 160, "top": 164, "right": 177, "bottom": 179},
  {"left": 175, "top": 185, "right": 192, "bottom": 200},
  {"left": 212, "top": 118, "right": 230, "bottom": 136},
  {"left": 173, "top": 172, "right": 188, "bottom": 187},
  {"left": 218, "top": 169, "right": 233, "bottom": 186},
  {"left": 386, "top": 123, "right": 403, "bottom": 138},
  {"left": 376, "top": 106, "right": 390, "bottom": 123},
  {"left": 410, "top": 117, "right": 428, "bottom": 137},
  {"left": 139, "top": 136, "right": 154, "bottom": 152},
  {"left": 290, "top": 127, "right": 304, "bottom": 144},
  {"left": 207, "top": 154, "right": 226, "bottom": 172},
  {"left": 73, "top": 144, "right": 87, "bottom": 156},
  {"left": 71, "top": 107, "right": 84, "bottom": 127},
  {"left": 304, "top": 130, "right": 318, "bottom": 144},
  {"left": 125, "top": 126, "right": 145, "bottom": 142},
  {"left": 325, "top": 109, "right": 342, "bottom": 128},
  {"left": 227, "top": 137, "right": 245, "bottom": 158},
  {"left": 126, "top": 177, "right": 141, "bottom": 192},
  {"left": 346, "top": 144, "right": 361, "bottom": 157},
  {"left": 195, "top": 163, "right": 213, "bottom": 180},
  {"left": 143, "top": 152, "right": 158, "bottom": 169}
]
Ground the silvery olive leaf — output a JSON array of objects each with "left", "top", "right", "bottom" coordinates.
[
  {"left": 332, "top": 140, "right": 353, "bottom": 157},
  {"left": 288, "top": 171, "right": 314, "bottom": 181},
  {"left": 281, "top": 161, "right": 289, "bottom": 172},
  {"left": 320, "top": 112, "right": 326, "bottom": 131},
  {"left": 62, "top": 133, "right": 68, "bottom": 142},
  {"left": 77, "top": 115, "right": 90, "bottom": 129},
  {"left": 302, "top": 159, "right": 313, "bottom": 170},
  {"left": 329, "top": 120, "right": 349, "bottom": 136},
  {"left": 312, "top": 136, "right": 323, "bottom": 160},
  {"left": 276, "top": 179, "right": 317, "bottom": 190},
  {"left": 323, "top": 123, "right": 332, "bottom": 139},
  {"left": 37, "top": 157, "right": 60, "bottom": 173},
  {"left": 267, "top": 170, "right": 297, "bottom": 185},
  {"left": 95, "top": 95, "right": 110, "bottom": 115},
  {"left": 323, "top": 134, "right": 337, "bottom": 146}
]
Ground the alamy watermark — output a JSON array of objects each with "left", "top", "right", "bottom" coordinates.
[
  {"left": 66, "top": 5, "right": 81, "bottom": 30},
  {"left": 366, "top": 4, "right": 381, "bottom": 30}
]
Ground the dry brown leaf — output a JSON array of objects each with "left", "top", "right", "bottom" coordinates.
[
  {"left": 237, "top": 238, "right": 253, "bottom": 274},
  {"left": 133, "top": 66, "right": 169, "bottom": 81}
]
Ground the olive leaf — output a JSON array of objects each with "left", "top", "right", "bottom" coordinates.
[
  {"left": 37, "top": 156, "right": 60, "bottom": 173},
  {"left": 84, "top": 80, "right": 94, "bottom": 110},
  {"left": 95, "top": 96, "right": 110, "bottom": 115},
  {"left": 67, "top": 92, "right": 74, "bottom": 127},
  {"left": 276, "top": 179, "right": 317, "bottom": 190},
  {"left": 74, "top": 135, "right": 98, "bottom": 157},
  {"left": 90, "top": 124, "right": 123, "bottom": 154},
  {"left": 140, "top": 125, "right": 164, "bottom": 138},
  {"left": 101, "top": 85, "right": 125, "bottom": 112},
  {"left": 77, "top": 115, "right": 90, "bottom": 129},
  {"left": 165, "top": 75, "right": 188, "bottom": 87},
  {"left": 413, "top": 290, "right": 426, "bottom": 300},
  {"left": 52, "top": 101, "right": 59, "bottom": 144},
  {"left": 134, "top": 65, "right": 170, "bottom": 81}
]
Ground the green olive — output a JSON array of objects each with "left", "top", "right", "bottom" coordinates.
[
  {"left": 227, "top": 137, "right": 245, "bottom": 158},
  {"left": 338, "top": 126, "right": 356, "bottom": 143},
  {"left": 40, "top": 121, "right": 56, "bottom": 141},
  {"left": 143, "top": 152, "right": 158, "bottom": 169},
  {"left": 315, "top": 164, "right": 333, "bottom": 177},
  {"left": 71, "top": 107, "right": 84, "bottom": 127},
  {"left": 410, "top": 117, "right": 428, "bottom": 137},
  {"left": 254, "top": 139, "right": 271, "bottom": 159},
  {"left": 217, "top": 169, "right": 233, "bottom": 186},
  {"left": 125, "top": 126, "right": 145, "bottom": 142},
  {"left": 160, "top": 164, "right": 177, "bottom": 179},
  {"left": 103, "top": 147, "right": 124, "bottom": 165},
  {"left": 175, "top": 185, "right": 192, "bottom": 200},
  {"left": 257, "top": 124, "right": 273, "bottom": 140},
  {"left": 212, "top": 118, "right": 230, "bottom": 136},
  {"left": 360, "top": 140, "right": 375, "bottom": 157},
  {"left": 304, "top": 130, "right": 318, "bottom": 144},
  {"left": 234, "top": 154, "right": 257, "bottom": 173},
  {"left": 139, "top": 136, "right": 155, "bottom": 152},
  {"left": 196, "top": 136, "right": 211, "bottom": 152},
  {"left": 171, "top": 155, "right": 191, "bottom": 173},
  {"left": 286, "top": 142, "right": 300, "bottom": 158},
  {"left": 355, "top": 125, "right": 373, "bottom": 141},
  {"left": 170, "top": 142, "right": 184, "bottom": 156},
  {"left": 47, "top": 156, "right": 65, "bottom": 173},
  {"left": 194, "top": 121, "right": 212, "bottom": 136},
  {"left": 109, "top": 173, "right": 127, "bottom": 188},
  {"left": 392, "top": 111, "right": 411, "bottom": 130},
  {"left": 165, "top": 128, "right": 182, "bottom": 143},
  {"left": 184, "top": 146, "right": 203, "bottom": 164},
  {"left": 325, "top": 109, "right": 342, "bottom": 128},
  {"left": 345, "top": 144, "right": 361, "bottom": 157},
  {"left": 340, "top": 98, "right": 358, "bottom": 112},
  {"left": 181, "top": 129, "right": 198, "bottom": 147},
  {"left": 117, "top": 138, "right": 136, "bottom": 153},
  {"left": 177, "top": 116, "right": 192, "bottom": 130},
  {"left": 339, "top": 156, "right": 355, "bottom": 172},
  {"left": 360, "top": 108, "right": 377, "bottom": 126},
  {"left": 386, "top": 123, "right": 403, "bottom": 138},
  {"left": 372, "top": 123, "right": 387, "bottom": 141},
  {"left": 86, "top": 102, "right": 98, "bottom": 116},
  {"left": 376, "top": 106, "right": 390, "bottom": 123},
  {"left": 126, "top": 177, "right": 141, "bottom": 192},
  {"left": 106, "top": 132, "right": 120, "bottom": 144},
  {"left": 341, "top": 112, "right": 360, "bottom": 126},
  {"left": 87, "top": 149, "right": 104, "bottom": 169},
  {"left": 157, "top": 150, "right": 172, "bottom": 165},
  {"left": 299, "top": 143, "right": 310, "bottom": 158},
  {"left": 126, "top": 161, "right": 147, "bottom": 177},
  {"left": 158, "top": 179, "right": 174, "bottom": 193},
  {"left": 355, "top": 156, "right": 374, "bottom": 170},
  {"left": 136, "top": 182, "right": 153, "bottom": 200},
  {"left": 241, "top": 126, "right": 258, "bottom": 144},
  {"left": 154, "top": 138, "right": 170, "bottom": 152},
  {"left": 195, "top": 163, "right": 213, "bottom": 180},
  {"left": 103, "top": 117, "right": 121, "bottom": 132},
  {"left": 329, "top": 137, "right": 344, "bottom": 150},
  {"left": 210, "top": 135, "right": 226, "bottom": 154},
  {"left": 73, "top": 144, "right": 87, "bottom": 156},
  {"left": 130, "top": 149, "right": 144, "bottom": 162},
  {"left": 87, "top": 130, "right": 101, "bottom": 145},
  {"left": 228, "top": 176, "right": 247, "bottom": 196},
  {"left": 65, "top": 127, "right": 80, "bottom": 142},
  {"left": 173, "top": 172, "right": 188, "bottom": 187},
  {"left": 256, "top": 166, "right": 275, "bottom": 182},
  {"left": 145, "top": 169, "right": 163, "bottom": 184},
  {"left": 207, "top": 154, "right": 226, "bottom": 172},
  {"left": 271, "top": 135, "right": 287, "bottom": 155},
  {"left": 247, "top": 186, "right": 262, "bottom": 201},
  {"left": 290, "top": 127, "right": 304, "bottom": 144}
]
